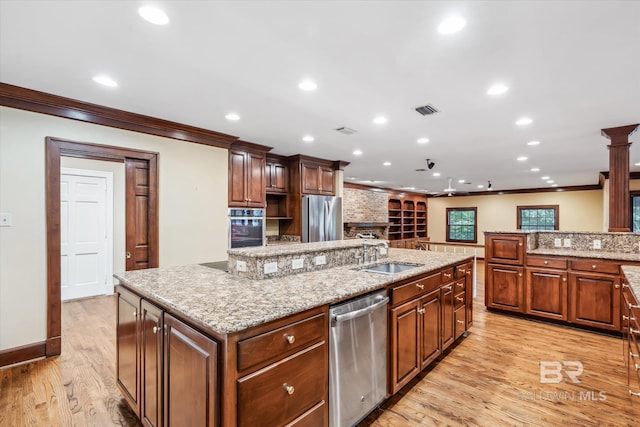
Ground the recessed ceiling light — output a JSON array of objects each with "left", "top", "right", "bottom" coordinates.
[
  {"left": 551, "top": 184, "right": 558, "bottom": 187},
  {"left": 458, "top": 179, "right": 466, "bottom": 183},
  {"left": 487, "top": 83, "right": 509, "bottom": 96},
  {"left": 225, "top": 113, "right": 240, "bottom": 121},
  {"left": 298, "top": 79, "right": 317, "bottom": 91},
  {"left": 438, "top": 16, "right": 466, "bottom": 34},
  {"left": 433, "top": 172, "right": 441, "bottom": 177},
  {"left": 383, "top": 161, "right": 391, "bottom": 166},
  {"left": 138, "top": 6, "right": 169, "bottom": 25},
  {"left": 417, "top": 137, "right": 430, "bottom": 144},
  {"left": 302, "top": 135, "right": 314, "bottom": 143},
  {"left": 547, "top": 180, "right": 555, "bottom": 184},
  {"left": 527, "top": 140, "right": 541, "bottom": 146},
  {"left": 477, "top": 184, "right": 484, "bottom": 189},
  {"left": 92, "top": 75, "right": 118, "bottom": 87},
  {"left": 530, "top": 167, "right": 540, "bottom": 172},
  {"left": 541, "top": 176, "right": 550, "bottom": 180},
  {"left": 373, "top": 115, "right": 388, "bottom": 125},
  {"left": 348, "top": 176, "right": 357, "bottom": 180},
  {"left": 516, "top": 117, "right": 533, "bottom": 126},
  {"left": 353, "top": 149, "right": 363, "bottom": 156},
  {"left": 517, "top": 156, "right": 528, "bottom": 161}
]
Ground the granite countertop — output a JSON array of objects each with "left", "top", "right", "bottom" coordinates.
[
  {"left": 621, "top": 266, "right": 640, "bottom": 301},
  {"left": 114, "top": 249, "right": 473, "bottom": 336},
  {"left": 528, "top": 248, "right": 640, "bottom": 262}
]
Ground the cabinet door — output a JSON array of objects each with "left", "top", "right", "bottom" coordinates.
[
  {"left": 390, "top": 299, "right": 420, "bottom": 394},
  {"left": 116, "top": 286, "right": 141, "bottom": 416},
  {"left": 569, "top": 272, "right": 621, "bottom": 331},
  {"left": 420, "top": 290, "right": 441, "bottom": 369},
  {"left": 441, "top": 285, "right": 455, "bottom": 351},
  {"left": 319, "top": 165, "right": 334, "bottom": 195},
  {"left": 454, "top": 305, "right": 466, "bottom": 340},
  {"left": 525, "top": 268, "right": 568, "bottom": 321},
  {"left": 301, "top": 162, "right": 319, "bottom": 194},
  {"left": 485, "top": 264, "right": 524, "bottom": 313},
  {"left": 485, "top": 234, "right": 525, "bottom": 265},
  {"left": 266, "top": 161, "right": 287, "bottom": 193},
  {"left": 141, "top": 300, "right": 163, "bottom": 427},
  {"left": 164, "top": 314, "right": 218, "bottom": 427},
  {"left": 229, "top": 150, "right": 248, "bottom": 207},
  {"left": 246, "top": 151, "right": 265, "bottom": 207}
]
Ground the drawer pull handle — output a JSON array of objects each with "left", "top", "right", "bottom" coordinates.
[
  {"left": 459, "top": 269, "right": 466, "bottom": 274},
  {"left": 630, "top": 390, "right": 640, "bottom": 397},
  {"left": 631, "top": 350, "right": 640, "bottom": 358},
  {"left": 416, "top": 283, "right": 425, "bottom": 290},
  {"left": 285, "top": 335, "right": 295, "bottom": 344},
  {"left": 456, "top": 320, "right": 464, "bottom": 324},
  {"left": 417, "top": 308, "right": 425, "bottom": 315},
  {"left": 467, "top": 271, "right": 471, "bottom": 276},
  {"left": 443, "top": 273, "right": 452, "bottom": 278},
  {"left": 544, "top": 261, "right": 548, "bottom": 265},
  {"left": 153, "top": 326, "right": 159, "bottom": 334},
  {"left": 456, "top": 283, "right": 464, "bottom": 288},
  {"left": 456, "top": 296, "right": 464, "bottom": 302},
  {"left": 446, "top": 285, "right": 452, "bottom": 291},
  {"left": 631, "top": 328, "right": 640, "bottom": 335},
  {"left": 283, "top": 383, "right": 295, "bottom": 395},
  {"left": 631, "top": 304, "right": 640, "bottom": 309}
]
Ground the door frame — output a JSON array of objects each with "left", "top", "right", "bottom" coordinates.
[
  {"left": 46, "top": 137, "right": 159, "bottom": 357},
  {"left": 60, "top": 167, "right": 115, "bottom": 300}
]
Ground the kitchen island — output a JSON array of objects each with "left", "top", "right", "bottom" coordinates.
[{"left": 114, "top": 245, "right": 474, "bottom": 426}]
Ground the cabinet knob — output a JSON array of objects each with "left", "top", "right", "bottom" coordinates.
[
  {"left": 285, "top": 335, "right": 295, "bottom": 344},
  {"left": 456, "top": 296, "right": 464, "bottom": 302},
  {"left": 416, "top": 283, "right": 425, "bottom": 290},
  {"left": 417, "top": 308, "right": 425, "bottom": 314},
  {"left": 563, "top": 277, "right": 567, "bottom": 282},
  {"left": 126, "top": 251, "right": 132, "bottom": 259},
  {"left": 153, "top": 326, "right": 159, "bottom": 334},
  {"left": 544, "top": 261, "right": 548, "bottom": 265},
  {"left": 592, "top": 265, "right": 597, "bottom": 269},
  {"left": 456, "top": 320, "right": 464, "bottom": 324},
  {"left": 615, "top": 284, "right": 620, "bottom": 289},
  {"left": 519, "top": 243, "right": 523, "bottom": 247},
  {"left": 283, "top": 383, "right": 295, "bottom": 395},
  {"left": 519, "top": 273, "right": 523, "bottom": 277}
]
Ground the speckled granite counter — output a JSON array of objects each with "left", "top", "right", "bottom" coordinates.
[
  {"left": 528, "top": 248, "right": 640, "bottom": 262},
  {"left": 114, "top": 249, "right": 473, "bottom": 336},
  {"left": 621, "top": 266, "right": 640, "bottom": 301}
]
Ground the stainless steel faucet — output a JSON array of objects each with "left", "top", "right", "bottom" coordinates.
[{"left": 362, "top": 241, "right": 388, "bottom": 262}]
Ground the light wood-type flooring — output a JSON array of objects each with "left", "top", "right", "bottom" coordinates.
[{"left": 1, "top": 261, "right": 639, "bottom": 426}]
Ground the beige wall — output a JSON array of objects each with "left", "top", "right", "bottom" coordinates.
[
  {"left": 428, "top": 190, "right": 604, "bottom": 247},
  {"left": 0, "top": 106, "right": 229, "bottom": 350}
]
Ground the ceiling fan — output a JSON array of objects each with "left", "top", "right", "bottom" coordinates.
[{"left": 433, "top": 178, "right": 469, "bottom": 197}]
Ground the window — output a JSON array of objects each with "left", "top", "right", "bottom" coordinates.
[
  {"left": 631, "top": 194, "right": 640, "bottom": 232},
  {"left": 446, "top": 207, "right": 477, "bottom": 243},
  {"left": 517, "top": 205, "right": 559, "bottom": 231}
]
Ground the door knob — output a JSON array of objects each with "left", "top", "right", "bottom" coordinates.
[{"left": 126, "top": 251, "right": 132, "bottom": 259}]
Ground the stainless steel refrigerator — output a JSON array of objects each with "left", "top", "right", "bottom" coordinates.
[{"left": 302, "top": 195, "right": 343, "bottom": 243}]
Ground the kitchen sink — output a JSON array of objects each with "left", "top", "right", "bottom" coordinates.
[{"left": 360, "top": 262, "right": 419, "bottom": 275}]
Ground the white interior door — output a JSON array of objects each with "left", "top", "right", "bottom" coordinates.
[{"left": 61, "top": 168, "right": 113, "bottom": 301}]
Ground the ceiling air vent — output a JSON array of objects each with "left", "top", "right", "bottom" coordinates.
[
  {"left": 415, "top": 104, "right": 439, "bottom": 116},
  {"left": 335, "top": 126, "right": 357, "bottom": 135}
]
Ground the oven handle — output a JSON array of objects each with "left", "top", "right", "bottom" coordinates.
[{"left": 331, "top": 297, "right": 389, "bottom": 324}]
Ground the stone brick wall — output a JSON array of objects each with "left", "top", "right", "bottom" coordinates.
[{"left": 343, "top": 187, "right": 388, "bottom": 222}]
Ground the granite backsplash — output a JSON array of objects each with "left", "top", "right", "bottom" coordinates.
[{"left": 535, "top": 231, "right": 640, "bottom": 253}]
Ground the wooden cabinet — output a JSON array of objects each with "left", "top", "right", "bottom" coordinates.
[
  {"left": 485, "top": 233, "right": 525, "bottom": 265},
  {"left": 525, "top": 266, "right": 568, "bottom": 321},
  {"left": 387, "top": 195, "right": 428, "bottom": 242},
  {"left": 485, "top": 264, "right": 524, "bottom": 312},
  {"left": 117, "top": 287, "right": 219, "bottom": 427},
  {"left": 229, "top": 148, "right": 266, "bottom": 207},
  {"left": 622, "top": 280, "right": 640, "bottom": 398},
  {"left": 116, "top": 286, "right": 141, "bottom": 416},
  {"left": 164, "top": 313, "right": 219, "bottom": 427},
  {"left": 569, "top": 271, "right": 621, "bottom": 331},
  {"left": 456, "top": 262, "right": 474, "bottom": 328},
  {"left": 441, "top": 283, "right": 455, "bottom": 351},
  {"left": 420, "top": 290, "right": 441, "bottom": 369},
  {"left": 265, "top": 157, "right": 288, "bottom": 194},
  {"left": 301, "top": 161, "right": 334, "bottom": 195},
  {"left": 390, "top": 298, "right": 420, "bottom": 394}
]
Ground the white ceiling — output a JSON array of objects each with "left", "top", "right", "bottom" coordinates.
[{"left": 1, "top": 1, "right": 639, "bottom": 194}]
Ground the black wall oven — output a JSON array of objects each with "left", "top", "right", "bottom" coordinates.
[{"left": 228, "top": 208, "right": 265, "bottom": 249}]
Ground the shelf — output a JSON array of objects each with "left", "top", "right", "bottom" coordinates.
[
  {"left": 266, "top": 216, "right": 292, "bottom": 220},
  {"left": 344, "top": 222, "right": 390, "bottom": 227}
]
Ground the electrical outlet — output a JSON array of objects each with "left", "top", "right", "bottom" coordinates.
[
  {"left": 563, "top": 238, "right": 571, "bottom": 248},
  {"left": 264, "top": 262, "right": 278, "bottom": 274},
  {"left": 315, "top": 255, "right": 327, "bottom": 266},
  {"left": 0, "top": 213, "right": 12, "bottom": 227},
  {"left": 379, "top": 247, "right": 388, "bottom": 255},
  {"left": 554, "top": 238, "right": 562, "bottom": 247},
  {"left": 236, "top": 260, "right": 247, "bottom": 272},
  {"left": 292, "top": 258, "right": 304, "bottom": 269},
  {"left": 592, "top": 239, "right": 601, "bottom": 250}
]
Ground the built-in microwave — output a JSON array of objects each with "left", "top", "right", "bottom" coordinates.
[{"left": 228, "top": 208, "right": 265, "bottom": 249}]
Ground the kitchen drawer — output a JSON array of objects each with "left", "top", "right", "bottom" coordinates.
[
  {"left": 237, "top": 313, "right": 325, "bottom": 372},
  {"left": 570, "top": 259, "right": 620, "bottom": 275},
  {"left": 287, "top": 401, "right": 326, "bottom": 426},
  {"left": 441, "top": 268, "right": 454, "bottom": 284},
  {"left": 454, "top": 279, "right": 465, "bottom": 293},
  {"left": 455, "top": 262, "right": 472, "bottom": 279},
  {"left": 391, "top": 272, "right": 440, "bottom": 306},
  {"left": 454, "top": 291, "right": 465, "bottom": 309},
  {"left": 237, "top": 342, "right": 326, "bottom": 427},
  {"left": 527, "top": 255, "right": 567, "bottom": 270}
]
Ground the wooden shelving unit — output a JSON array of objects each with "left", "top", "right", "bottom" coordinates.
[{"left": 387, "top": 194, "right": 428, "bottom": 245}]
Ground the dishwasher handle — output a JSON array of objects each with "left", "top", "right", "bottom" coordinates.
[{"left": 331, "top": 297, "right": 389, "bottom": 324}]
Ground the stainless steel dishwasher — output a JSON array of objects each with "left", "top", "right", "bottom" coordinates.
[{"left": 329, "top": 289, "right": 389, "bottom": 427}]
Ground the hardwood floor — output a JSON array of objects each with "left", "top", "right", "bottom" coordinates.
[{"left": 1, "top": 260, "right": 638, "bottom": 426}]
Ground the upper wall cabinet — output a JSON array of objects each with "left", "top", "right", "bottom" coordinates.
[
  {"left": 229, "top": 145, "right": 267, "bottom": 208},
  {"left": 301, "top": 160, "right": 335, "bottom": 195},
  {"left": 265, "top": 155, "right": 288, "bottom": 194}
]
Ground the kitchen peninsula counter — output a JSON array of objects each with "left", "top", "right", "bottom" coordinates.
[
  {"left": 528, "top": 248, "right": 640, "bottom": 262},
  {"left": 114, "top": 248, "right": 473, "bottom": 336}
]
